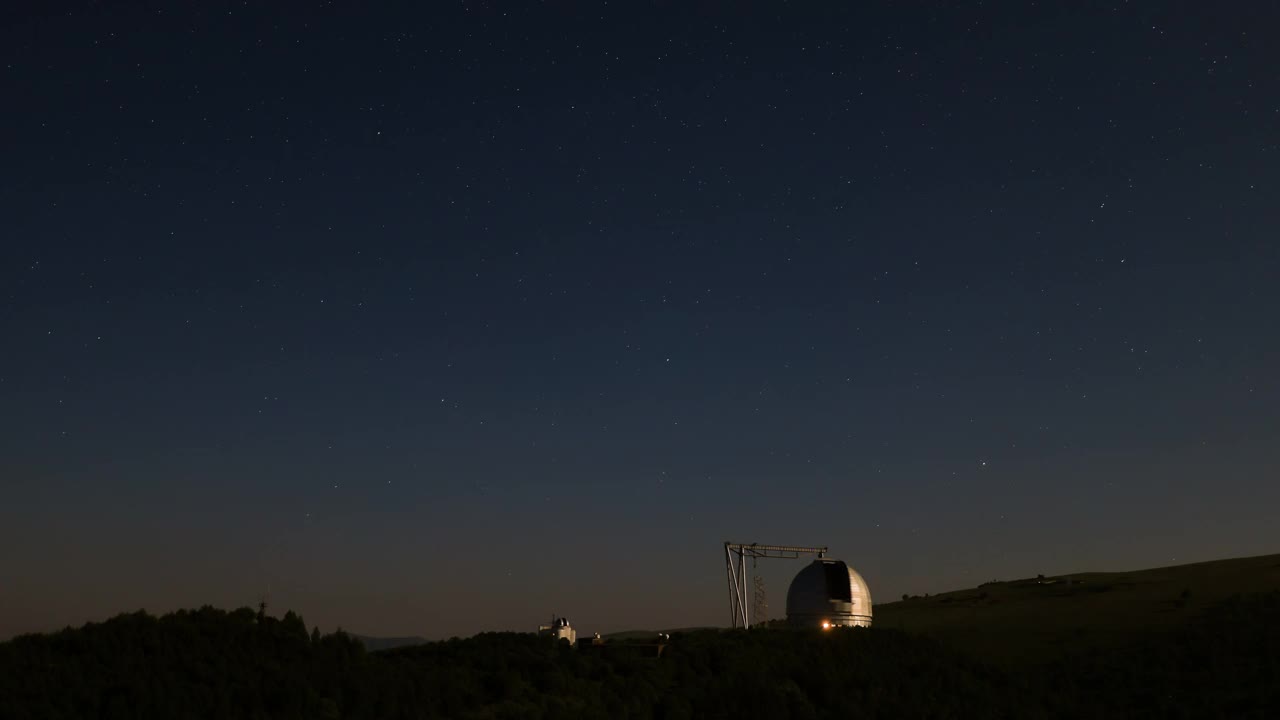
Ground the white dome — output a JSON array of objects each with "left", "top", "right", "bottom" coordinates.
[{"left": 785, "top": 559, "right": 873, "bottom": 628}]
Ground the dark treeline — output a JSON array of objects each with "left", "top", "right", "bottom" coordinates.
[{"left": 2, "top": 593, "right": 1278, "bottom": 719}]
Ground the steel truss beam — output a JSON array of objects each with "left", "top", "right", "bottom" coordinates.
[{"left": 724, "top": 542, "right": 827, "bottom": 629}]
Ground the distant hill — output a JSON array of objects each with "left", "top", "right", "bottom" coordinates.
[
  {"left": 354, "top": 635, "right": 428, "bottom": 652},
  {"left": 601, "top": 627, "right": 713, "bottom": 641},
  {"left": 1, "top": 572, "right": 1278, "bottom": 718},
  {"left": 875, "top": 552, "right": 1280, "bottom": 663}
]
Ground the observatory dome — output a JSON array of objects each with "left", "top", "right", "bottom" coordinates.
[{"left": 785, "top": 559, "right": 873, "bottom": 628}]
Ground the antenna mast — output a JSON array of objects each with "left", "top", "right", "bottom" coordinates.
[{"left": 752, "top": 565, "right": 768, "bottom": 626}]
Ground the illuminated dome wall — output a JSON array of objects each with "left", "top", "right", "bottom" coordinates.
[{"left": 785, "top": 559, "right": 873, "bottom": 628}]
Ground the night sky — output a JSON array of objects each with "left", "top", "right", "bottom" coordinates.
[{"left": 3, "top": 1, "right": 1279, "bottom": 641}]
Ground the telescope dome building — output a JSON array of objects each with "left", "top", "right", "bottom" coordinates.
[{"left": 785, "top": 559, "right": 873, "bottom": 628}]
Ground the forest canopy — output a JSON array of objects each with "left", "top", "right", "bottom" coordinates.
[{"left": 2, "top": 593, "right": 1278, "bottom": 719}]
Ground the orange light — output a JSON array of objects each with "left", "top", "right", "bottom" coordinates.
[{"left": 821, "top": 621, "right": 831, "bottom": 630}]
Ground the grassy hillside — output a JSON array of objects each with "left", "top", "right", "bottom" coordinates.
[
  {"left": 874, "top": 552, "right": 1280, "bottom": 663},
  {"left": 2, "top": 579, "right": 1278, "bottom": 717},
  {"left": 0, "top": 608, "right": 1041, "bottom": 718}
]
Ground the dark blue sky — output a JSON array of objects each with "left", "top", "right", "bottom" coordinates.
[{"left": 3, "top": 1, "right": 1278, "bottom": 639}]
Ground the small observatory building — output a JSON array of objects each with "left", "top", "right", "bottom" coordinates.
[
  {"left": 785, "top": 559, "right": 873, "bottom": 628},
  {"left": 537, "top": 616, "right": 577, "bottom": 644}
]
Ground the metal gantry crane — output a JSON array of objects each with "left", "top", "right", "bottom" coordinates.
[{"left": 723, "top": 542, "right": 827, "bottom": 629}]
